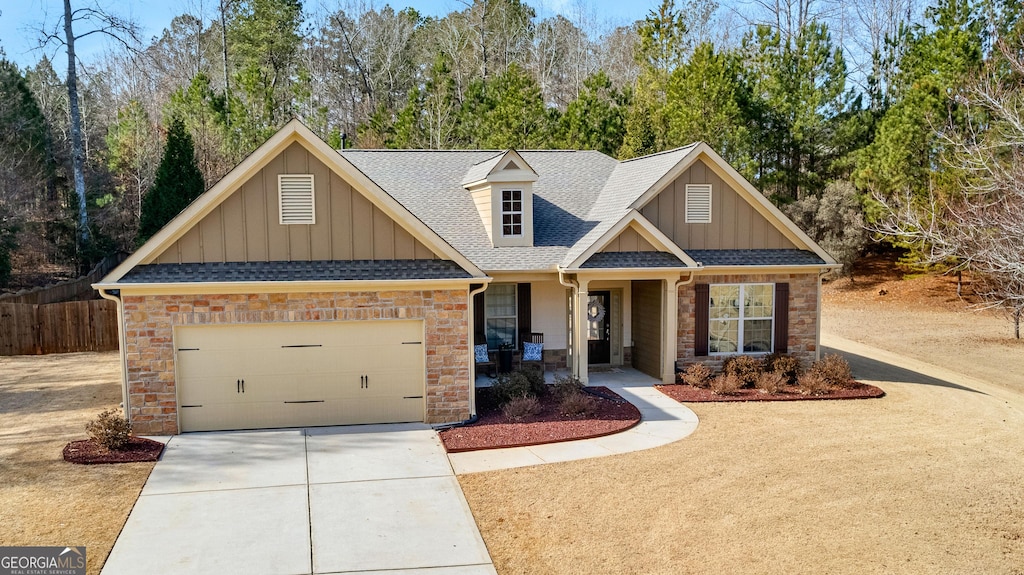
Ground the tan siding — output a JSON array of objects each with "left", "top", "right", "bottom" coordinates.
[
  {"left": 600, "top": 227, "right": 657, "bottom": 253},
  {"left": 330, "top": 172, "right": 353, "bottom": 259},
  {"left": 631, "top": 280, "right": 661, "bottom": 378},
  {"left": 200, "top": 207, "right": 224, "bottom": 262},
  {"left": 153, "top": 141, "right": 444, "bottom": 264},
  {"left": 351, "top": 192, "right": 374, "bottom": 259},
  {"left": 640, "top": 158, "right": 796, "bottom": 250}
]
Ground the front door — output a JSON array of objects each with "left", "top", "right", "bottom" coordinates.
[{"left": 587, "top": 291, "right": 611, "bottom": 364}]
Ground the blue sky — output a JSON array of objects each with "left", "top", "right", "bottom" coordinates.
[{"left": 0, "top": 0, "right": 658, "bottom": 69}]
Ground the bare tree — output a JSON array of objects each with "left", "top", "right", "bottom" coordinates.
[
  {"left": 873, "top": 42, "right": 1024, "bottom": 337},
  {"left": 38, "top": 0, "right": 139, "bottom": 249}
]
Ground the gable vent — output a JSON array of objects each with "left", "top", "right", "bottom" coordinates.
[
  {"left": 279, "top": 174, "right": 315, "bottom": 225},
  {"left": 685, "top": 183, "right": 712, "bottom": 224}
]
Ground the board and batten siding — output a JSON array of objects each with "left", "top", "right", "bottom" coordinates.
[
  {"left": 639, "top": 159, "right": 797, "bottom": 250},
  {"left": 599, "top": 226, "right": 657, "bottom": 253},
  {"left": 154, "top": 142, "right": 439, "bottom": 264},
  {"left": 630, "top": 279, "right": 662, "bottom": 379}
]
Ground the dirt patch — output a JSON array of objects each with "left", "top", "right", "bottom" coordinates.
[
  {"left": 63, "top": 437, "right": 165, "bottom": 465},
  {"left": 0, "top": 352, "right": 154, "bottom": 575},
  {"left": 656, "top": 382, "right": 884, "bottom": 402},
  {"left": 439, "top": 387, "right": 640, "bottom": 452}
]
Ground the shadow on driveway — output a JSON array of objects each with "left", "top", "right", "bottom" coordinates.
[{"left": 823, "top": 346, "right": 986, "bottom": 395}]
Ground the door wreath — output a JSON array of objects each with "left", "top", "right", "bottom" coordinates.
[{"left": 587, "top": 299, "right": 606, "bottom": 323}]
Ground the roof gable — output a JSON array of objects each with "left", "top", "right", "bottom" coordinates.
[{"left": 100, "top": 120, "right": 485, "bottom": 285}]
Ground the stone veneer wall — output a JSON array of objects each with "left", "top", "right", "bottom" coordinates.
[
  {"left": 677, "top": 273, "right": 819, "bottom": 370},
  {"left": 122, "top": 289, "right": 470, "bottom": 434}
]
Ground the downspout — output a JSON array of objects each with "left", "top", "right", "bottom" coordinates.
[
  {"left": 466, "top": 282, "right": 490, "bottom": 419},
  {"left": 557, "top": 268, "right": 579, "bottom": 377},
  {"left": 816, "top": 268, "right": 830, "bottom": 362},
  {"left": 97, "top": 288, "right": 130, "bottom": 421},
  {"left": 665, "top": 271, "right": 696, "bottom": 380}
]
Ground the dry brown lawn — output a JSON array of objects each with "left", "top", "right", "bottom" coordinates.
[
  {"left": 0, "top": 352, "right": 154, "bottom": 575},
  {"left": 459, "top": 269, "right": 1024, "bottom": 575}
]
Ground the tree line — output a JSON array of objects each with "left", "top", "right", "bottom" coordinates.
[{"left": 0, "top": 0, "right": 1021, "bottom": 330}]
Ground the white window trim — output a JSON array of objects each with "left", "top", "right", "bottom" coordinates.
[
  {"left": 484, "top": 283, "right": 518, "bottom": 350},
  {"left": 685, "top": 183, "right": 712, "bottom": 224},
  {"left": 708, "top": 283, "right": 774, "bottom": 355},
  {"left": 500, "top": 189, "right": 523, "bottom": 237},
  {"left": 279, "top": 174, "right": 316, "bottom": 225}
]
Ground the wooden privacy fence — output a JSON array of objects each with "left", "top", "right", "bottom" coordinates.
[{"left": 0, "top": 299, "right": 118, "bottom": 355}]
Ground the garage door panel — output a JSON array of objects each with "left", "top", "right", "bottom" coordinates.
[{"left": 175, "top": 320, "right": 429, "bottom": 432}]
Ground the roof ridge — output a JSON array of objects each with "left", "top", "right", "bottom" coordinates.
[{"left": 620, "top": 143, "right": 699, "bottom": 163}]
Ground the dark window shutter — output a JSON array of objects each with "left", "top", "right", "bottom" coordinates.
[
  {"left": 694, "top": 284, "right": 709, "bottom": 356},
  {"left": 517, "top": 283, "right": 532, "bottom": 347},
  {"left": 474, "top": 290, "right": 486, "bottom": 345},
  {"left": 774, "top": 283, "right": 790, "bottom": 354}
]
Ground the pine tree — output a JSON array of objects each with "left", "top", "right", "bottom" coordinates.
[{"left": 138, "top": 118, "right": 205, "bottom": 245}]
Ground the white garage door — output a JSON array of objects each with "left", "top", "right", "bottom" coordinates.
[{"left": 174, "top": 320, "right": 425, "bottom": 432}]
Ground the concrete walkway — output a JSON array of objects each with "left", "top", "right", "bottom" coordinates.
[
  {"left": 449, "top": 369, "right": 700, "bottom": 474},
  {"left": 102, "top": 424, "right": 495, "bottom": 575}
]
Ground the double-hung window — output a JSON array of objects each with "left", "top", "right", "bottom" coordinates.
[
  {"left": 709, "top": 284, "right": 774, "bottom": 353},
  {"left": 484, "top": 284, "right": 517, "bottom": 349},
  {"left": 501, "top": 190, "right": 523, "bottom": 237}
]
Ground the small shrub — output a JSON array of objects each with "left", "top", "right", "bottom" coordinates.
[
  {"left": 798, "top": 372, "right": 832, "bottom": 395},
  {"left": 519, "top": 366, "right": 547, "bottom": 396},
  {"left": 501, "top": 394, "right": 542, "bottom": 421},
  {"left": 710, "top": 373, "right": 743, "bottom": 395},
  {"left": 763, "top": 353, "right": 802, "bottom": 385},
  {"left": 491, "top": 371, "right": 534, "bottom": 405},
  {"left": 721, "top": 355, "right": 763, "bottom": 387},
  {"left": 552, "top": 373, "right": 585, "bottom": 399},
  {"left": 755, "top": 371, "right": 786, "bottom": 394},
  {"left": 809, "top": 353, "right": 854, "bottom": 388},
  {"left": 680, "top": 363, "right": 714, "bottom": 388},
  {"left": 86, "top": 409, "right": 132, "bottom": 451},
  {"left": 559, "top": 392, "right": 598, "bottom": 417}
]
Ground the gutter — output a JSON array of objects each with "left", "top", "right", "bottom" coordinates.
[
  {"left": 96, "top": 287, "right": 130, "bottom": 422},
  {"left": 466, "top": 282, "right": 491, "bottom": 419}
]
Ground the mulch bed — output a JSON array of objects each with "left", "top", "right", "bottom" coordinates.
[
  {"left": 63, "top": 437, "right": 165, "bottom": 464},
  {"left": 656, "top": 382, "right": 885, "bottom": 403},
  {"left": 439, "top": 386, "right": 641, "bottom": 453}
]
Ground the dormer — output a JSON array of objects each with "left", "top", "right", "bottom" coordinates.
[{"left": 462, "top": 150, "right": 538, "bottom": 247}]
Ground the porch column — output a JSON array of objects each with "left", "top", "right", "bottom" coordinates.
[
  {"left": 662, "top": 277, "right": 679, "bottom": 384},
  {"left": 575, "top": 277, "right": 590, "bottom": 384}
]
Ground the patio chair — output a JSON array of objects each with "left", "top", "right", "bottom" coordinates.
[
  {"left": 474, "top": 333, "right": 496, "bottom": 378},
  {"left": 519, "top": 332, "right": 545, "bottom": 374}
]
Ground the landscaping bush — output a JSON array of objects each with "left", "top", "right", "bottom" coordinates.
[
  {"left": 680, "top": 362, "right": 714, "bottom": 388},
  {"left": 86, "top": 408, "right": 132, "bottom": 451},
  {"left": 755, "top": 371, "right": 786, "bottom": 394},
  {"left": 559, "top": 391, "right": 598, "bottom": 417},
  {"left": 809, "top": 354, "right": 855, "bottom": 388},
  {"left": 710, "top": 373, "right": 743, "bottom": 395},
  {"left": 721, "top": 355, "right": 763, "bottom": 387},
  {"left": 491, "top": 369, "right": 546, "bottom": 405},
  {"left": 552, "top": 373, "right": 585, "bottom": 400},
  {"left": 501, "top": 394, "right": 542, "bottom": 421},
  {"left": 763, "top": 353, "right": 802, "bottom": 384},
  {"left": 798, "top": 372, "right": 832, "bottom": 395}
]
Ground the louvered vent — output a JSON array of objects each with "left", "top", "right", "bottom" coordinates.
[
  {"left": 279, "top": 174, "right": 315, "bottom": 224},
  {"left": 685, "top": 183, "right": 712, "bottom": 224}
]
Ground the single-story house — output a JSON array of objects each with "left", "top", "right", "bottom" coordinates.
[{"left": 95, "top": 119, "right": 838, "bottom": 434}]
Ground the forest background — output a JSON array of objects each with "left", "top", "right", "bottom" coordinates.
[{"left": 0, "top": 0, "right": 1020, "bottom": 307}]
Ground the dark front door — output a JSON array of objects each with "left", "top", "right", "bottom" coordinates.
[{"left": 587, "top": 291, "right": 611, "bottom": 364}]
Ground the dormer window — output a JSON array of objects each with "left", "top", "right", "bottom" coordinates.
[{"left": 501, "top": 190, "right": 523, "bottom": 237}]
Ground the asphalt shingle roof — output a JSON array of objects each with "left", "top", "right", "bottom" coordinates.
[
  {"left": 580, "top": 252, "right": 687, "bottom": 269},
  {"left": 120, "top": 260, "right": 472, "bottom": 283},
  {"left": 685, "top": 249, "right": 826, "bottom": 267},
  {"left": 341, "top": 149, "right": 618, "bottom": 271}
]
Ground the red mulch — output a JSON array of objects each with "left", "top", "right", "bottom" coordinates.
[
  {"left": 438, "top": 386, "right": 641, "bottom": 453},
  {"left": 656, "top": 382, "right": 885, "bottom": 402},
  {"left": 63, "top": 437, "right": 165, "bottom": 464}
]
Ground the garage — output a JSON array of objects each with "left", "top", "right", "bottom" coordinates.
[{"left": 174, "top": 320, "right": 426, "bottom": 432}]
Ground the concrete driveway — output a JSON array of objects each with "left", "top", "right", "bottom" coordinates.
[{"left": 101, "top": 423, "right": 495, "bottom": 575}]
